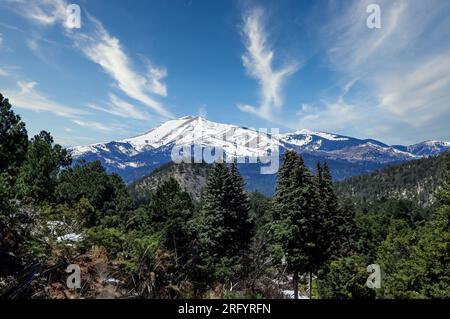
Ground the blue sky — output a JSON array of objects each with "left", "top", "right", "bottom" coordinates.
[{"left": 1, "top": 0, "right": 450, "bottom": 146}]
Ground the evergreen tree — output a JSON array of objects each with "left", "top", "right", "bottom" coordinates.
[
  {"left": 0, "top": 173, "right": 17, "bottom": 275},
  {"left": 377, "top": 153, "right": 450, "bottom": 298},
  {"left": 146, "top": 177, "right": 194, "bottom": 256},
  {"left": 317, "top": 254, "right": 375, "bottom": 299},
  {"left": 196, "top": 163, "right": 252, "bottom": 284},
  {"left": 318, "top": 162, "right": 357, "bottom": 257},
  {"left": 335, "top": 198, "right": 358, "bottom": 256},
  {"left": 335, "top": 154, "right": 445, "bottom": 207},
  {"left": 56, "top": 160, "right": 132, "bottom": 227},
  {"left": 247, "top": 192, "right": 273, "bottom": 293},
  {"left": 229, "top": 162, "right": 252, "bottom": 248},
  {"left": 376, "top": 220, "right": 427, "bottom": 298},
  {"left": 0, "top": 94, "right": 28, "bottom": 178},
  {"left": 411, "top": 152, "right": 450, "bottom": 297},
  {"left": 436, "top": 152, "right": 450, "bottom": 207},
  {"left": 0, "top": 94, "right": 30, "bottom": 282},
  {"left": 315, "top": 162, "right": 338, "bottom": 261},
  {"left": 272, "top": 151, "right": 322, "bottom": 299},
  {"left": 15, "top": 131, "right": 71, "bottom": 202}
]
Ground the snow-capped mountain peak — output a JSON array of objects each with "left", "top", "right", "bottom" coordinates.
[
  {"left": 120, "top": 116, "right": 280, "bottom": 157},
  {"left": 71, "top": 116, "right": 281, "bottom": 163},
  {"left": 69, "top": 116, "right": 450, "bottom": 184},
  {"left": 277, "top": 129, "right": 351, "bottom": 150}
]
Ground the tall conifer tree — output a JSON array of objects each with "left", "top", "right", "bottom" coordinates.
[
  {"left": 0, "top": 94, "right": 28, "bottom": 178},
  {"left": 273, "top": 151, "right": 321, "bottom": 299},
  {"left": 197, "top": 162, "right": 252, "bottom": 283}
]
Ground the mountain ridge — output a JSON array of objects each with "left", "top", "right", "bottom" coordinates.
[
  {"left": 335, "top": 153, "right": 446, "bottom": 207},
  {"left": 69, "top": 116, "right": 450, "bottom": 188}
]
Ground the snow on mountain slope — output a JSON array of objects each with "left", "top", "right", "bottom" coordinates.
[
  {"left": 278, "top": 130, "right": 389, "bottom": 153},
  {"left": 278, "top": 129, "right": 350, "bottom": 146},
  {"left": 74, "top": 116, "right": 280, "bottom": 159},
  {"left": 407, "top": 141, "right": 450, "bottom": 156},
  {"left": 325, "top": 142, "right": 418, "bottom": 163},
  {"left": 69, "top": 116, "right": 450, "bottom": 185}
]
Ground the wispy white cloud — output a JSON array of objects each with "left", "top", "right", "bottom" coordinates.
[
  {"left": 26, "top": 37, "right": 40, "bottom": 54},
  {"left": 0, "top": 31, "right": 11, "bottom": 51},
  {"left": 143, "top": 59, "right": 168, "bottom": 97},
  {"left": 4, "top": 0, "right": 173, "bottom": 120},
  {"left": 69, "top": 16, "right": 173, "bottom": 118},
  {"left": 238, "top": 7, "right": 299, "bottom": 121},
  {"left": 323, "top": 0, "right": 410, "bottom": 75},
  {"left": 4, "top": 80, "right": 86, "bottom": 118},
  {"left": 0, "top": 68, "right": 8, "bottom": 77},
  {"left": 294, "top": 80, "right": 366, "bottom": 133},
  {"left": 71, "top": 119, "right": 117, "bottom": 132},
  {"left": 298, "top": 0, "right": 450, "bottom": 143},
  {"left": 87, "top": 93, "right": 151, "bottom": 121},
  {"left": 3, "top": 0, "right": 67, "bottom": 27},
  {"left": 54, "top": 135, "right": 99, "bottom": 147},
  {"left": 296, "top": 100, "right": 362, "bottom": 133},
  {"left": 375, "top": 52, "right": 450, "bottom": 127}
]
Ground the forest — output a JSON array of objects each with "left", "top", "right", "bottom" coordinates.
[
  {"left": 1, "top": 93, "right": 449, "bottom": 299},
  {"left": 335, "top": 154, "right": 446, "bottom": 207}
]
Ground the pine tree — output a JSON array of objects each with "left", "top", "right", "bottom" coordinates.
[
  {"left": 15, "top": 131, "right": 71, "bottom": 202},
  {"left": 0, "top": 173, "right": 16, "bottom": 275},
  {"left": 320, "top": 163, "right": 338, "bottom": 217},
  {"left": 56, "top": 160, "right": 132, "bottom": 227},
  {"left": 0, "top": 94, "right": 28, "bottom": 178},
  {"left": 247, "top": 191, "right": 273, "bottom": 293},
  {"left": 377, "top": 153, "right": 450, "bottom": 298},
  {"left": 436, "top": 152, "right": 450, "bottom": 207},
  {"left": 0, "top": 94, "right": 30, "bottom": 278},
  {"left": 315, "top": 163, "right": 336, "bottom": 261},
  {"left": 273, "top": 151, "right": 299, "bottom": 222},
  {"left": 196, "top": 162, "right": 252, "bottom": 283},
  {"left": 419, "top": 152, "right": 450, "bottom": 297},
  {"left": 229, "top": 162, "right": 252, "bottom": 250},
  {"left": 272, "top": 151, "right": 321, "bottom": 299},
  {"left": 335, "top": 198, "right": 358, "bottom": 256},
  {"left": 147, "top": 177, "right": 194, "bottom": 256},
  {"left": 317, "top": 254, "right": 375, "bottom": 299},
  {"left": 318, "top": 162, "right": 357, "bottom": 257}
]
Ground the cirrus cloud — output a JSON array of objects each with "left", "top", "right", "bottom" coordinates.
[
  {"left": 237, "top": 7, "right": 299, "bottom": 122},
  {"left": 3, "top": 0, "right": 173, "bottom": 121},
  {"left": 4, "top": 80, "right": 86, "bottom": 118}
]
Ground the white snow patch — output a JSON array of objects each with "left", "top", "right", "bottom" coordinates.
[
  {"left": 57, "top": 233, "right": 83, "bottom": 242},
  {"left": 293, "top": 129, "right": 349, "bottom": 141},
  {"left": 281, "top": 290, "right": 309, "bottom": 299}
]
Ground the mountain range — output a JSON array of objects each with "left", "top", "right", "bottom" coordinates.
[{"left": 69, "top": 116, "right": 450, "bottom": 195}]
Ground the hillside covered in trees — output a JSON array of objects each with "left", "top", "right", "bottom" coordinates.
[
  {"left": 335, "top": 155, "right": 445, "bottom": 207},
  {"left": 1, "top": 93, "right": 449, "bottom": 299},
  {"left": 130, "top": 162, "right": 211, "bottom": 201}
]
